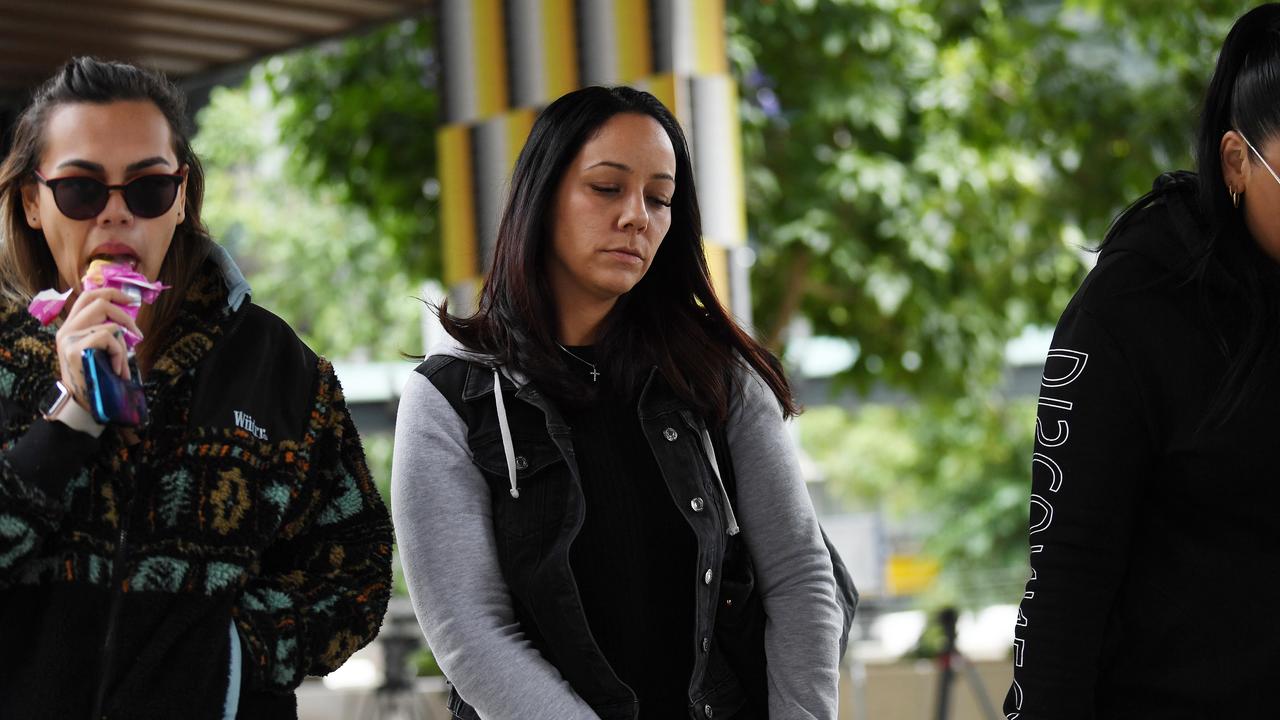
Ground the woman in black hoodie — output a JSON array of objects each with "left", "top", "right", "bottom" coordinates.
[{"left": 1005, "top": 5, "right": 1280, "bottom": 718}]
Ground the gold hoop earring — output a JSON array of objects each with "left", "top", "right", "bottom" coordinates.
[{"left": 1232, "top": 190, "right": 1241, "bottom": 208}]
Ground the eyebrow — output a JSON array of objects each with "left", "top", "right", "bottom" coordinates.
[
  {"left": 55, "top": 156, "right": 173, "bottom": 173},
  {"left": 585, "top": 160, "right": 675, "bottom": 183}
]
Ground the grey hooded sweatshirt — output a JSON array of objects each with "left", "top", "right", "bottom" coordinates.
[{"left": 391, "top": 340, "right": 843, "bottom": 719}]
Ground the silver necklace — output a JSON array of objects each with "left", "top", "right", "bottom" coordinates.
[{"left": 557, "top": 343, "right": 600, "bottom": 382}]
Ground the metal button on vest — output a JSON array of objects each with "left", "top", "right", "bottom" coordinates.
[
  {"left": 663, "top": 427, "right": 678, "bottom": 442},
  {"left": 702, "top": 637, "right": 710, "bottom": 652},
  {"left": 704, "top": 704, "right": 714, "bottom": 718},
  {"left": 515, "top": 456, "right": 529, "bottom": 470},
  {"left": 704, "top": 569, "right": 713, "bottom": 585},
  {"left": 690, "top": 497, "right": 705, "bottom": 512}
]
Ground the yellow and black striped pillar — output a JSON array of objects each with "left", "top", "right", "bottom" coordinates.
[{"left": 436, "top": 0, "right": 750, "bottom": 324}]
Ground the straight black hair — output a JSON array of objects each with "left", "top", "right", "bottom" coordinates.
[
  {"left": 1101, "top": 4, "right": 1280, "bottom": 428},
  {"left": 1199, "top": 4, "right": 1280, "bottom": 224},
  {"left": 438, "top": 86, "right": 797, "bottom": 423},
  {"left": 1193, "top": 3, "right": 1280, "bottom": 426}
]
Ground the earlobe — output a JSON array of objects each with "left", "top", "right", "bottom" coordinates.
[
  {"left": 20, "top": 185, "right": 41, "bottom": 230},
  {"left": 1221, "top": 131, "right": 1250, "bottom": 191}
]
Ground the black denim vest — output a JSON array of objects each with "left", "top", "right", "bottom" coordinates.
[{"left": 419, "top": 356, "right": 767, "bottom": 720}]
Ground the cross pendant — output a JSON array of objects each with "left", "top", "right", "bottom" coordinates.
[{"left": 590, "top": 368, "right": 600, "bottom": 382}]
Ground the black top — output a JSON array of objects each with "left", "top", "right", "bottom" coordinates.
[
  {"left": 560, "top": 346, "right": 698, "bottom": 716},
  {"left": 1005, "top": 173, "right": 1280, "bottom": 718}
]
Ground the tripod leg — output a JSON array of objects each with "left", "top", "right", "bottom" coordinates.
[
  {"left": 351, "top": 688, "right": 373, "bottom": 720},
  {"left": 956, "top": 653, "right": 1001, "bottom": 720},
  {"left": 411, "top": 692, "right": 430, "bottom": 720},
  {"left": 843, "top": 645, "right": 868, "bottom": 720}
]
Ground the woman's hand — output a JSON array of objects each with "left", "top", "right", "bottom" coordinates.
[{"left": 54, "top": 288, "right": 143, "bottom": 409}]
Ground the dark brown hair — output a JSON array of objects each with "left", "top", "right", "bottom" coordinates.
[
  {"left": 0, "top": 56, "right": 214, "bottom": 371},
  {"left": 439, "top": 86, "right": 797, "bottom": 423}
]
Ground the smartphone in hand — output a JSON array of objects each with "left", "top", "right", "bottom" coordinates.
[{"left": 81, "top": 348, "right": 148, "bottom": 426}]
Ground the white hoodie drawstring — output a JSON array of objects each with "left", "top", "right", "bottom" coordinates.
[
  {"left": 699, "top": 427, "right": 741, "bottom": 536},
  {"left": 492, "top": 368, "right": 520, "bottom": 499}
]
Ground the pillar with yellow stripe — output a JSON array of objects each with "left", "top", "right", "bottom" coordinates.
[{"left": 437, "top": 0, "right": 750, "bottom": 325}]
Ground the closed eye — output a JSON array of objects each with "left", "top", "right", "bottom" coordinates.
[{"left": 590, "top": 184, "right": 670, "bottom": 208}]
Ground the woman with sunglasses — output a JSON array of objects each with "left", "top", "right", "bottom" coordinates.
[
  {"left": 392, "top": 86, "right": 848, "bottom": 719},
  {"left": 1005, "top": 5, "right": 1280, "bottom": 718},
  {"left": 0, "top": 58, "right": 392, "bottom": 719}
]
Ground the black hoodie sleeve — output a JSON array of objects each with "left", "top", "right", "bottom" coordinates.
[
  {"left": 5, "top": 412, "right": 101, "bottom": 488},
  {"left": 1003, "top": 301, "right": 1157, "bottom": 719}
]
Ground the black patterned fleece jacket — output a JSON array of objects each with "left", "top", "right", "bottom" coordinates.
[{"left": 0, "top": 254, "right": 393, "bottom": 720}]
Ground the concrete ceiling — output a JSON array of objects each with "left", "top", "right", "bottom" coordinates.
[{"left": 0, "top": 0, "right": 428, "bottom": 101}]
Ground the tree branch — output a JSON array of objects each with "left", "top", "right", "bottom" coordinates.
[{"left": 762, "top": 244, "right": 812, "bottom": 352}]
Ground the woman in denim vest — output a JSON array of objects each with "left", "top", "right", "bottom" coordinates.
[{"left": 392, "top": 86, "right": 845, "bottom": 719}]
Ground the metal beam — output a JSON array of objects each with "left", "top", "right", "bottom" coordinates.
[
  {"left": 95, "top": 0, "right": 357, "bottom": 34},
  {"left": 0, "top": 1, "right": 301, "bottom": 48},
  {"left": 0, "top": 19, "right": 253, "bottom": 64}
]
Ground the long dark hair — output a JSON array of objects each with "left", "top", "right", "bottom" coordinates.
[
  {"left": 1101, "top": 4, "right": 1280, "bottom": 428},
  {"left": 0, "top": 56, "right": 214, "bottom": 371},
  {"left": 1193, "top": 3, "right": 1280, "bottom": 426},
  {"left": 439, "top": 86, "right": 796, "bottom": 423}
]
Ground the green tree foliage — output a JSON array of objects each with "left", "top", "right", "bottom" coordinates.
[
  {"left": 732, "top": 0, "right": 1242, "bottom": 397},
  {"left": 194, "top": 79, "right": 424, "bottom": 362},
  {"left": 263, "top": 18, "right": 440, "bottom": 279},
  {"left": 800, "top": 397, "right": 1037, "bottom": 604},
  {"left": 727, "top": 0, "right": 1243, "bottom": 599}
]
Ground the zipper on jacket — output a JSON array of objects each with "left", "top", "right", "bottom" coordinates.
[
  {"left": 90, "top": 462, "right": 135, "bottom": 720},
  {"left": 89, "top": 522, "right": 129, "bottom": 720}
]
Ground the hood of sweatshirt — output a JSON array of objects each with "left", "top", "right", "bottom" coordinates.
[
  {"left": 424, "top": 336, "right": 527, "bottom": 384},
  {"left": 209, "top": 242, "right": 252, "bottom": 313},
  {"left": 423, "top": 336, "right": 529, "bottom": 499},
  {"left": 1098, "top": 170, "right": 1270, "bottom": 304},
  {"left": 1100, "top": 171, "right": 1208, "bottom": 274}
]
